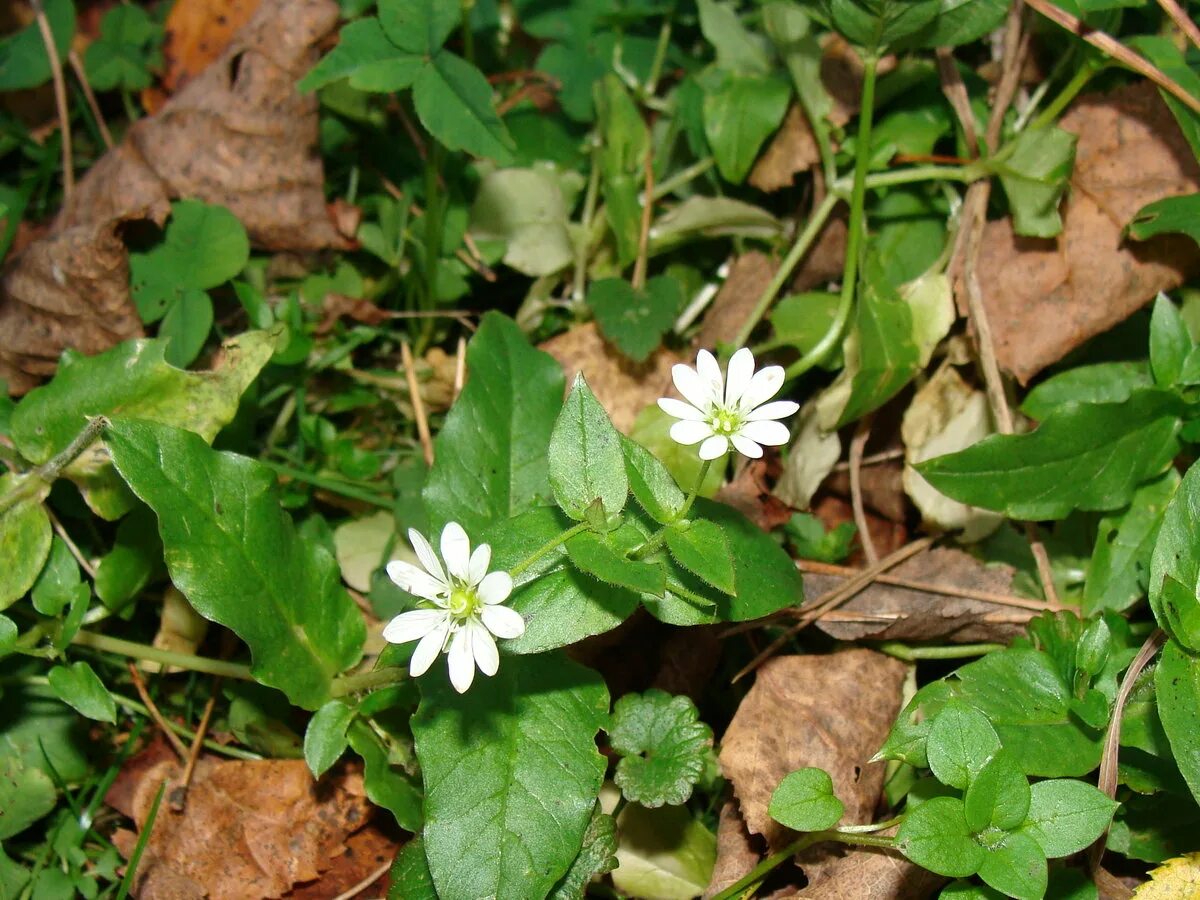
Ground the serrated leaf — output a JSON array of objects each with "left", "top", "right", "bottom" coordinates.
[
  {"left": 549, "top": 804, "right": 618, "bottom": 900},
  {"left": 0, "top": 473, "right": 51, "bottom": 611},
  {"left": 304, "top": 700, "right": 356, "bottom": 779},
  {"left": 917, "top": 390, "right": 1183, "bottom": 520},
  {"left": 768, "top": 767, "right": 845, "bottom": 831},
  {"left": 992, "top": 127, "right": 1077, "bottom": 237},
  {"left": 105, "top": 418, "right": 365, "bottom": 709},
  {"left": 47, "top": 661, "right": 117, "bottom": 724},
  {"left": 1151, "top": 463, "right": 1200, "bottom": 650},
  {"left": 1155, "top": 639, "right": 1200, "bottom": 806},
  {"left": 622, "top": 435, "right": 686, "bottom": 524},
  {"left": 1017, "top": 779, "right": 1118, "bottom": 858},
  {"left": 703, "top": 72, "right": 791, "bottom": 184},
  {"left": 424, "top": 313, "right": 565, "bottom": 533},
  {"left": 926, "top": 700, "right": 1002, "bottom": 790},
  {"left": 378, "top": 0, "right": 459, "bottom": 54},
  {"left": 387, "top": 837, "right": 437, "bottom": 900},
  {"left": 10, "top": 330, "right": 274, "bottom": 520},
  {"left": 298, "top": 18, "right": 423, "bottom": 92},
  {"left": 588, "top": 276, "right": 683, "bottom": 363},
  {"left": 549, "top": 375, "right": 628, "bottom": 521},
  {"left": 1021, "top": 362, "right": 1153, "bottom": 421},
  {"left": 412, "top": 652, "right": 609, "bottom": 900},
  {"left": 413, "top": 51, "right": 515, "bottom": 163},
  {"left": 964, "top": 750, "right": 1030, "bottom": 832},
  {"left": 977, "top": 831, "right": 1047, "bottom": 900},
  {"left": 896, "top": 796, "right": 985, "bottom": 878},
  {"left": 665, "top": 519, "right": 735, "bottom": 595},
  {"left": 567, "top": 531, "right": 666, "bottom": 596},
  {"left": 610, "top": 689, "right": 713, "bottom": 808},
  {"left": 0, "top": 754, "right": 56, "bottom": 840},
  {"left": 612, "top": 802, "right": 716, "bottom": 900}
]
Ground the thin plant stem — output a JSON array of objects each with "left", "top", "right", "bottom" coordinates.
[
  {"left": 72, "top": 630, "right": 256, "bottom": 681},
  {"left": 30, "top": 0, "right": 73, "bottom": 202},
  {"left": 632, "top": 144, "right": 656, "bottom": 291},
  {"left": 0, "top": 416, "right": 108, "bottom": 517},
  {"left": 651, "top": 156, "right": 716, "bottom": 200},
  {"left": 261, "top": 460, "right": 395, "bottom": 509},
  {"left": 401, "top": 340, "right": 435, "bottom": 466},
  {"left": 643, "top": 9, "right": 674, "bottom": 97},
  {"left": 1027, "top": 59, "right": 1101, "bottom": 131},
  {"left": 330, "top": 666, "right": 408, "bottom": 697},
  {"left": 679, "top": 458, "right": 713, "bottom": 520},
  {"left": 509, "top": 522, "right": 591, "bottom": 579},
  {"left": 1157, "top": 0, "right": 1200, "bottom": 51},
  {"left": 573, "top": 137, "right": 603, "bottom": 301},
  {"left": 876, "top": 641, "right": 1006, "bottom": 661},
  {"left": 67, "top": 49, "right": 113, "bottom": 148}
]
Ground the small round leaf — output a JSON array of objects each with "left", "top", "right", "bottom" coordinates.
[
  {"left": 926, "top": 701, "right": 1001, "bottom": 790},
  {"left": 896, "top": 796, "right": 985, "bottom": 878},
  {"left": 768, "top": 768, "right": 844, "bottom": 832},
  {"left": 610, "top": 689, "right": 713, "bottom": 807}
]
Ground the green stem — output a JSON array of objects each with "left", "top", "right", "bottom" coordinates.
[
  {"left": 330, "top": 666, "right": 407, "bottom": 698},
  {"left": 71, "top": 630, "right": 256, "bottom": 681},
  {"left": 855, "top": 164, "right": 977, "bottom": 193},
  {"left": 643, "top": 7, "right": 674, "bottom": 98},
  {"left": 261, "top": 460, "right": 394, "bottom": 509},
  {"left": 572, "top": 136, "right": 603, "bottom": 301},
  {"left": 110, "top": 691, "right": 261, "bottom": 760},
  {"left": 460, "top": 0, "right": 476, "bottom": 64},
  {"left": 509, "top": 522, "right": 591, "bottom": 579},
  {"left": 678, "top": 458, "right": 713, "bottom": 520},
  {"left": 876, "top": 641, "right": 1005, "bottom": 661},
  {"left": 1027, "top": 59, "right": 1101, "bottom": 132},
  {"left": 631, "top": 526, "right": 669, "bottom": 560},
  {"left": 651, "top": 156, "right": 716, "bottom": 200},
  {"left": 0, "top": 415, "right": 108, "bottom": 517}
]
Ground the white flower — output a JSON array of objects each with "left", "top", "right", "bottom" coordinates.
[
  {"left": 658, "top": 347, "right": 799, "bottom": 461},
  {"left": 382, "top": 522, "right": 525, "bottom": 693}
]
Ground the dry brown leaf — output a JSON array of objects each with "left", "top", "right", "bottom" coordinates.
[
  {"left": 698, "top": 252, "right": 777, "bottom": 349},
  {"left": 718, "top": 651, "right": 907, "bottom": 879},
  {"left": 716, "top": 457, "right": 793, "bottom": 531},
  {"left": 705, "top": 800, "right": 764, "bottom": 899},
  {"left": 540, "top": 322, "right": 678, "bottom": 433},
  {"left": 793, "top": 840, "right": 942, "bottom": 899},
  {"left": 0, "top": 215, "right": 144, "bottom": 394},
  {"left": 809, "top": 547, "right": 1026, "bottom": 644},
  {"left": 316, "top": 293, "right": 390, "bottom": 335},
  {"left": 823, "top": 461, "right": 907, "bottom": 524},
  {"left": 59, "top": 0, "right": 349, "bottom": 253},
  {"left": 750, "top": 105, "right": 821, "bottom": 192},
  {"left": 106, "top": 748, "right": 372, "bottom": 900},
  {"left": 976, "top": 82, "right": 1200, "bottom": 383},
  {"left": 812, "top": 495, "right": 909, "bottom": 565},
  {"left": 650, "top": 624, "right": 722, "bottom": 703},
  {"left": 285, "top": 825, "right": 399, "bottom": 899}
]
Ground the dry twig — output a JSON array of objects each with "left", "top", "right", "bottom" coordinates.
[
  {"left": 401, "top": 340, "right": 434, "bottom": 466},
  {"left": 127, "top": 663, "right": 188, "bottom": 759},
  {"left": 68, "top": 50, "right": 114, "bottom": 149},
  {"left": 30, "top": 0, "right": 73, "bottom": 202},
  {"left": 848, "top": 417, "right": 877, "bottom": 563}
]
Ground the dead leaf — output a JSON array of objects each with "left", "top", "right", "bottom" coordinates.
[
  {"left": 976, "top": 82, "right": 1200, "bottom": 383},
  {"left": 809, "top": 547, "right": 1028, "bottom": 643},
  {"left": 540, "top": 322, "right": 678, "bottom": 433},
  {"left": 1132, "top": 853, "right": 1200, "bottom": 899},
  {"left": 106, "top": 747, "right": 372, "bottom": 900},
  {"left": 716, "top": 457, "right": 793, "bottom": 532},
  {"left": 750, "top": 106, "right": 821, "bottom": 192},
  {"left": 697, "top": 253, "right": 776, "bottom": 349},
  {"left": 59, "top": 0, "right": 349, "bottom": 253},
  {"left": 718, "top": 651, "right": 907, "bottom": 877},
  {"left": 705, "top": 801, "right": 801, "bottom": 900},
  {"left": 651, "top": 625, "right": 722, "bottom": 704},
  {"left": 823, "top": 462, "right": 907, "bottom": 525},
  {"left": 316, "top": 293, "right": 390, "bottom": 335},
  {"left": 0, "top": 216, "right": 144, "bottom": 394},
  {"left": 793, "top": 840, "right": 942, "bottom": 899},
  {"left": 285, "top": 825, "right": 399, "bottom": 899},
  {"left": 791, "top": 216, "right": 847, "bottom": 294}
]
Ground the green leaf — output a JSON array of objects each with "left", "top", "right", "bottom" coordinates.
[
  {"left": 413, "top": 51, "right": 515, "bottom": 163},
  {"left": 1021, "top": 362, "right": 1152, "bottom": 421},
  {"left": 976, "top": 831, "right": 1047, "bottom": 900},
  {"left": 612, "top": 802, "right": 716, "bottom": 900},
  {"left": 549, "top": 375, "right": 628, "bottom": 521},
  {"left": 299, "top": 18, "right": 422, "bottom": 92},
  {"left": 597, "top": 73, "right": 649, "bottom": 178},
  {"left": 412, "top": 652, "right": 609, "bottom": 900},
  {"left": 378, "top": 0, "right": 459, "bottom": 54},
  {"left": 665, "top": 519, "right": 735, "bottom": 595},
  {"left": 485, "top": 507, "right": 640, "bottom": 653},
  {"left": 84, "top": 5, "right": 160, "bottom": 92},
  {"left": 47, "top": 661, "right": 117, "bottom": 724},
  {"left": 783, "top": 513, "right": 856, "bottom": 564},
  {"left": 0, "top": 685, "right": 92, "bottom": 782},
  {"left": 1155, "top": 638, "right": 1200, "bottom": 806},
  {"left": 992, "top": 127, "right": 1077, "bottom": 238},
  {"left": 159, "top": 289, "right": 214, "bottom": 368},
  {"left": 629, "top": 407, "right": 725, "bottom": 501},
  {"left": 0, "top": 848, "right": 29, "bottom": 899},
  {"left": 610, "top": 689, "right": 713, "bottom": 808},
  {"left": 567, "top": 531, "right": 666, "bottom": 596},
  {"left": 622, "top": 435, "right": 685, "bottom": 524},
  {"left": 917, "top": 390, "right": 1183, "bottom": 520},
  {"left": 1128, "top": 37, "right": 1200, "bottom": 162},
  {"left": 0, "top": 614, "right": 16, "bottom": 658},
  {"left": 698, "top": 0, "right": 772, "bottom": 74},
  {"left": 821, "top": 0, "right": 942, "bottom": 49},
  {"left": 424, "top": 313, "right": 564, "bottom": 533},
  {"left": 94, "top": 505, "right": 164, "bottom": 610},
  {"left": 920, "top": 0, "right": 1009, "bottom": 46},
  {"left": 387, "top": 837, "right": 437, "bottom": 900},
  {"left": 105, "top": 418, "right": 365, "bottom": 709},
  {"left": 0, "top": 472, "right": 52, "bottom": 611},
  {"left": 0, "top": 0, "right": 74, "bottom": 91},
  {"left": 1084, "top": 470, "right": 1178, "bottom": 615},
  {"left": 469, "top": 168, "right": 575, "bottom": 277},
  {"left": 896, "top": 796, "right": 985, "bottom": 878},
  {"left": 963, "top": 750, "right": 1030, "bottom": 832},
  {"left": 347, "top": 720, "right": 423, "bottom": 831},
  {"left": 768, "top": 292, "right": 842, "bottom": 368},
  {"left": 0, "top": 753, "right": 57, "bottom": 840},
  {"left": 549, "top": 804, "right": 619, "bottom": 900},
  {"left": 1016, "top": 779, "right": 1118, "bottom": 857},
  {"left": 926, "top": 701, "right": 1002, "bottom": 790},
  {"left": 588, "top": 277, "right": 683, "bottom": 363},
  {"left": 11, "top": 330, "right": 274, "bottom": 520},
  {"left": 31, "top": 537, "right": 83, "bottom": 616},
  {"left": 650, "top": 196, "right": 783, "bottom": 248},
  {"left": 1151, "top": 461, "right": 1200, "bottom": 650},
  {"left": 1150, "top": 292, "right": 1192, "bottom": 387},
  {"left": 304, "top": 700, "right": 356, "bottom": 779},
  {"left": 703, "top": 72, "right": 791, "bottom": 184},
  {"left": 1129, "top": 193, "right": 1200, "bottom": 247},
  {"left": 768, "top": 767, "right": 845, "bottom": 831}
]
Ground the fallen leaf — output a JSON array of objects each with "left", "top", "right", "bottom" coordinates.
[
  {"left": 792, "top": 838, "right": 942, "bottom": 899},
  {"left": 976, "top": 82, "right": 1200, "bottom": 383},
  {"left": 715, "top": 457, "right": 793, "bottom": 532},
  {"left": 749, "top": 105, "right": 821, "bottom": 192},
  {"left": 823, "top": 462, "right": 908, "bottom": 525},
  {"left": 106, "top": 747, "right": 373, "bottom": 900},
  {"left": 812, "top": 494, "right": 909, "bottom": 564},
  {"left": 285, "top": 824, "right": 398, "bottom": 899},
  {"left": 540, "top": 322, "right": 678, "bottom": 433},
  {"left": 651, "top": 625, "right": 722, "bottom": 704},
  {"left": 704, "top": 801, "right": 802, "bottom": 899},
  {"left": 317, "top": 293, "right": 390, "bottom": 335},
  {"left": 1133, "top": 853, "right": 1200, "bottom": 899},
  {"left": 0, "top": 216, "right": 144, "bottom": 394},
  {"left": 697, "top": 252, "right": 776, "bottom": 349},
  {"left": 775, "top": 400, "right": 841, "bottom": 510},
  {"left": 718, "top": 651, "right": 907, "bottom": 873},
  {"left": 809, "top": 547, "right": 1028, "bottom": 643}
]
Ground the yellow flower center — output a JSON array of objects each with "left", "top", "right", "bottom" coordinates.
[
  {"left": 447, "top": 586, "right": 480, "bottom": 620},
  {"left": 710, "top": 408, "right": 742, "bottom": 435}
]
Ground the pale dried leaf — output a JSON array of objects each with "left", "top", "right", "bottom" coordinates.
[
  {"left": 792, "top": 838, "right": 942, "bottom": 899},
  {"left": 144, "top": 586, "right": 209, "bottom": 675},
  {"left": 750, "top": 105, "right": 820, "bottom": 192},
  {"left": 775, "top": 400, "right": 841, "bottom": 510},
  {"left": 697, "top": 253, "right": 776, "bottom": 349}
]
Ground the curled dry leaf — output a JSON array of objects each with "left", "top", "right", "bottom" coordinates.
[
  {"left": 976, "top": 82, "right": 1200, "bottom": 383},
  {"left": 750, "top": 105, "right": 821, "bottom": 193},
  {"left": 793, "top": 836, "right": 943, "bottom": 899},
  {"left": 705, "top": 800, "right": 801, "bottom": 899},
  {"left": 697, "top": 252, "right": 776, "bottom": 349},
  {"left": 810, "top": 547, "right": 1026, "bottom": 644},
  {"left": 775, "top": 400, "right": 841, "bottom": 511},
  {"left": 106, "top": 747, "right": 372, "bottom": 900}
]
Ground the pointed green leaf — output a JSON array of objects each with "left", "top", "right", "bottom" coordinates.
[
  {"left": 378, "top": 0, "right": 459, "bottom": 54},
  {"left": 387, "top": 837, "right": 437, "bottom": 900},
  {"left": 1150, "top": 293, "right": 1192, "bottom": 387},
  {"left": 298, "top": 18, "right": 423, "bottom": 92},
  {"left": 347, "top": 720, "right": 423, "bottom": 831},
  {"left": 412, "top": 652, "right": 609, "bottom": 900},
  {"left": 610, "top": 689, "right": 713, "bottom": 808},
  {"left": 567, "top": 531, "right": 665, "bottom": 596},
  {"left": 977, "top": 831, "right": 1047, "bottom": 900},
  {"left": 896, "top": 796, "right": 985, "bottom": 878},
  {"left": 703, "top": 72, "right": 791, "bottom": 184},
  {"left": 622, "top": 435, "right": 686, "bottom": 524},
  {"left": 413, "top": 51, "right": 515, "bottom": 163},
  {"left": 304, "top": 699, "right": 356, "bottom": 779},
  {"left": 926, "top": 701, "right": 1002, "bottom": 790},
  {"left": 47, "top": 661, "right": 117, "bottom": 724},
  {"left": 1154, "top": 638, "right": 1200, "bottom": 806},
  {"left": 769, "top": 767, "right": 845, "bottom": 832},
  {"left": 992, "top": 127, "right": 1076, "bottom": 238},
  {"left": 1151, "top": 462, "right": 1200, "bottom": 650},
  {"left": 550, "top": 375, "right": 628, "bottom": 521},
  {"left": 665, "top": 519, "right": 735, "bottom": 595},
  {"left": 1129, "top": 192, "right": 1200, "bottom": 247},
  {"left": 0, "top": 473, "right": 51, "bottom": 611},
  {"left": 1021, "top": 361, "right": 1152, "bottom": 421},
  {"left": 836, "top": 272, "right": 921, "bottom": 427},
  {"left": 105, "top": 418, "right": 365, "bottom": 709},
  {"left": 963, "top": 750, "right": 1030, "bottom": 832},
  {"left": 549, "top": 804, "right": 618, "bottom": 900},
  {"left": 1017, "top": 779, "right": 1118, "bottom": 858}
]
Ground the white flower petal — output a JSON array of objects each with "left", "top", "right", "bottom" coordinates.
[
  {"left": 470, "top": 621, "right": 499, "bottom": 676},
  {"left": 478, "top": 570, "right": 514, "bottom": 604},
  {"left": 382, "top": 608, "right": 449, "bottom": 644},
  {"left": 410, "top": 622, "right": 449, "bottom": 677},
  {"left": 468, "top": 543, "right": 492, "bottom": 585},
  {"left": 408, "top": 528, "right": 447, "bottom": 584},
  {"left": 670, "top": 419, "right": 714, "bottom": 446},
  {"left": 724, "top": 347, "right": 756, "bottom": 406},
  {"left": 440, "top": 522, "right": 471, "bottom": 580},
  {"left": 730, "top": 434, "right": 764, "bottom": 458},
  {"left": 672, "top": 363, "right": 717, "bottom": 411},
  {"left": 695, "top": 350, "right": 725, "bottom": 402},
  {"left": 481, "top": 604, "right": 526, "bottom": 639},
  {"left": 699, "top": 434, "right": 729, "bottom": 460},
  {"left": 740, "top": 419, "right": 791, "bottom": 446},
  {"left": 448, "top": 629, "right": 476, "bottom": 693},
  {"left": 658, "top": 397, "right": 706, "bottom": 421},
  {"left": 746, "top": 399, "right": 800, "bottom": 422},
  {"left": 738, "top": 366, "right": 786, "bottom": 412},
  {"left": 385, "top": 560, "right": 448, "bottom": 604}
]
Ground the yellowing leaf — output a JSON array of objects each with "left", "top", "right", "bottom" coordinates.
[{"left": 1134, "top": 853, "right": 1200, "bottom": 899}]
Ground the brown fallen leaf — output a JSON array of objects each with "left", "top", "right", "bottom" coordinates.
[
  {"left": 285, "top": 825, "right": 399, "bottom": 899},
  {"left": 750, "top": 105, "right": 821, "bottom": 193},
  {"left": 793, "top": 839, "right": 943, "bottom": 899},
  {"left": 650, "top": 624, "right": 722, "bottom": 703},
  {"left": 698, "top": 252, "right": 777, "bottom": 349},
  {"left": 106, "top": 746, "right": 372, "bottom": 900},
  {"left": 976, "top": 82, "right": 1200, "bottom": 383},
  {"left": 716, "top": 457, "right": 793, "bottom": 532},
  {"left": 718, "top": 651, "right": 907, "bottom": 878},
  {"left": 823, "top": 461, "right": 907, "bottom": 525},
  {"left": 540, "top": 322, "right": 678, "bottom": 433},
  {"left": 705, "top": 800, "right": 802, "bottom": 899},
  {"left": 0, "top": 216, "right": 144, "bottom": 394},
  {"left": 316, "top": 293, "right": 390, "bottom": 335},
  {"left": 811, "top": 494, "right": 909, "bottom": 565}
]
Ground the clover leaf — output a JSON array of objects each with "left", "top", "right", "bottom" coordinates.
[{"left": 610, "top": 689, "right": 713, "bottom": 808}]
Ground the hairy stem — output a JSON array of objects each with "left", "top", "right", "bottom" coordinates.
[{"left": 509, "top": 521, "right": 591, "bottom": 578}]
